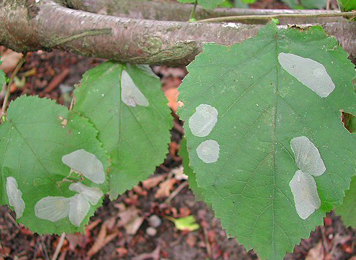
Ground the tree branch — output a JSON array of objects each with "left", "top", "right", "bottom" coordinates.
[
  {"left": 67, "top": 0, "right": 345, "bottom": 24},
  {"left": 0, "top": 0, "right": 356, "bottom": 67}
]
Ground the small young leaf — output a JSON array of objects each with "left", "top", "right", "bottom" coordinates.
[
  {"left": 0, "top": 96, "right": 109, "bottom": 234},
  {"left": 178, "top": 23, "right": 356, "bottom": 259},
  {"left": 167, "top": 215, "right": 200, "bottom": 231},
  {"left": 73, "top": 63, "right": 172, "bottom": 199}
]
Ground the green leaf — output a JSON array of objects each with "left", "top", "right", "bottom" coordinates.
[
  {"left": 336, "top": 176, "right": 356, "bottom": 228},
  {"left": 178, "top": 23, "right": 356, "bottom": 259},
  {"left": 241, "top": 0, "right": 257, "bottom": 3},
  {"left": 300, "top": 0, "right": 328, "bottom": 9},
  {"left": 73, "top": 62, "right": 172, "bottom": 199},
  {"left": 167, "top": 215, "right": 200, "bottom": 231},
  {"left": 338, "top": 0, "right": 356, "bottom": 11},
  {"left": 282, "top": 0, "right": 327, "bottom": 9},
  {"left": 178, "top": 0, "right": 225, "bottom": 9},
  {"left": 234, "top": 0, "right": 248, "bottom": 8},
  {"left": 0, "top": 96, "right": 109, "bottom": 234},
  {"left": 0, "top": 70, "right": 5, "bottom": 88}
]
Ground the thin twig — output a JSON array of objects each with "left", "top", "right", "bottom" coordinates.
[
  {"left": 198, "top": 10, "right": 356, "bottom": 23},
  {"left": 0, "top": 55, "right": 26, "bottom": 118},
  {"left": 51, "top": 233, "right": 66, "bottom": 260}
]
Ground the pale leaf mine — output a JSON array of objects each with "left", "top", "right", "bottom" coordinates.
[
  {"left": 62, "top": 149, "right": 106, "bottom": 184},
  {"left": 121, "top": 70, "right": 149, "bottom": 107},
  {"left": 289, "top": 170, "right": 321, "bottom": 220},
  {"left": 189, "top": 104, "right": 218, "bottom": 137},
  {"left": 6, "top": 177, "right": 25, "bottom": 219},
  {"left": 278, "top": 53, "right": 335, "bottom": 98},
  {"left": 196, "top": 139, "right": 220, "bottom": 164}
]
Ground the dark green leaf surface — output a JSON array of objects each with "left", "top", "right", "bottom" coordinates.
[
  {"left": 73, "top": 62, "right": 172, "bottom": 199},
  {"left": 0, "top": 96, "right": 109, "bottom": 234},
  {"left": 178, "top": 23, "right": 356, "bottom": 259},
  {"left": 336, "top": 176, "right": 356, "bottom": 228}
]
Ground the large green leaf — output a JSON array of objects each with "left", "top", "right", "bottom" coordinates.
[
  {"left": 338, "top": 0, "right": 356, "bottom": 11},
  {"left": 336, "top": 176, "right": 356, "bottom": 227},
  {"left": 178, "top": 23, "right": 356, "bottom": 259},
  {"left": 73, "top": 62, "right": 172, "bottom": 199},
  {"left": 0, "top": 96, "right": 109, "bottom": 234}
]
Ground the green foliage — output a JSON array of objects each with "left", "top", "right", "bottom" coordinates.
[
  {"left": 282, "top": 0, "right": 328, "bottom": 9},
  {"left": 338, "top": 0, "right": 356, "bottom": 11},
  {"left": 0, "top": 96, "right": 109, "bottom": 234},
  {"left": 0, "top": 70, "right": 5, "bottom": 89},
  {"left": 178, "top": 23, "right": 356, "bottom": 259},
  {"left": 336, "top": 176, "right": 356, "bottom": 228},
  {"left": 73, "top": 62, "right": 172, "bottom": 199},
  {"left": 177, "top": 0, "right": 225, "bottom": 9}
]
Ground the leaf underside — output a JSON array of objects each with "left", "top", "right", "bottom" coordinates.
[
  {"left": 73, "top": 62, "right": 172, "bottom": 199},
  {"left": 178, "top": 23, "right": 356, "bottom": 259},
  {"left": 0, "top": 96, "right": 109, "bottom": 234}
]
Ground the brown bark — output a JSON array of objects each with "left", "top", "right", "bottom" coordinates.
[{"left": 0, "top": 0, "right": 355, "bottom": 66}]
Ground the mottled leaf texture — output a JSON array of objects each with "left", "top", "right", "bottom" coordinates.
[
  {"left": 73, "top": 62, "right": 172, "bottom": 199},
  {"left": 0, "top": 96, "right": 109, "bottom": 234},
  {"left": 177, "top": 0, "right": 225, "bottom": 9},
  {"left": 178, "top": 23, "right": 356, "bottom": 260}
]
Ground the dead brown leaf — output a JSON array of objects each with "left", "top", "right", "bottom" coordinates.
[
  {"left": 118, "top": 206, "right": 144, "bottom": 235},
  {"left": 87, "top": 223, "right": 118, "bottom": 257},
  {"left": 142, "top": 175, "right": 166, "bottom": 190},
  {"left": 164, "top": 87, "right": 179, "bottom": 112},
  {"left": 132, "top": 245, "right": 161, "bottom": 260},
  {"left": 0, "top": 49, "right": 23, "bottom": 73},
  {"left": 155, "top": 178, "right": 177, "bottom": 199},
  {"left": 306, "top": 241, "right": 324, "bottom": 260}
]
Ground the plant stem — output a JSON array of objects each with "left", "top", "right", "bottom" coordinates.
[
  {"left": 198, "top": 10, "right": 356, "bottom": 23},
  {"left": 189, "top": 0, "right": 198, "bottom": 21},
  {"left": 0, "top": 56, "right": 26, "bottom": 119}
]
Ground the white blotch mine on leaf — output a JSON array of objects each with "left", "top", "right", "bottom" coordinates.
[
  {"left": 289, "top": 170, "right": 321, "bottom": 220},
  {"left": 69, "top": 194, "right": 90, "bottom": 227},
  {"left": 278, "top": 53, "right": 335, "bottom": 98},
  {"left": 62, "top": 149, "right": 106, "bottom": 184},
  {"left": 121, "top": 70, "right": 149, "bottom": 107},
  {"left": 196, "top": 140, "right": 220, "bottom": 164},
  {"left": 6, "top": 177, "right": 25, "bottom": 219},
  {"left": 35, "top": 196, "right": 70, "bottom": 222},
  {"left": 69, "top": 182, "right": 103, "bottom": 205},
  {"left": 291, "top": 136, "right": 326, "bottom": 177},
  {"left": 189, "top": 104, "right": 218, "bottom": 137}
]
